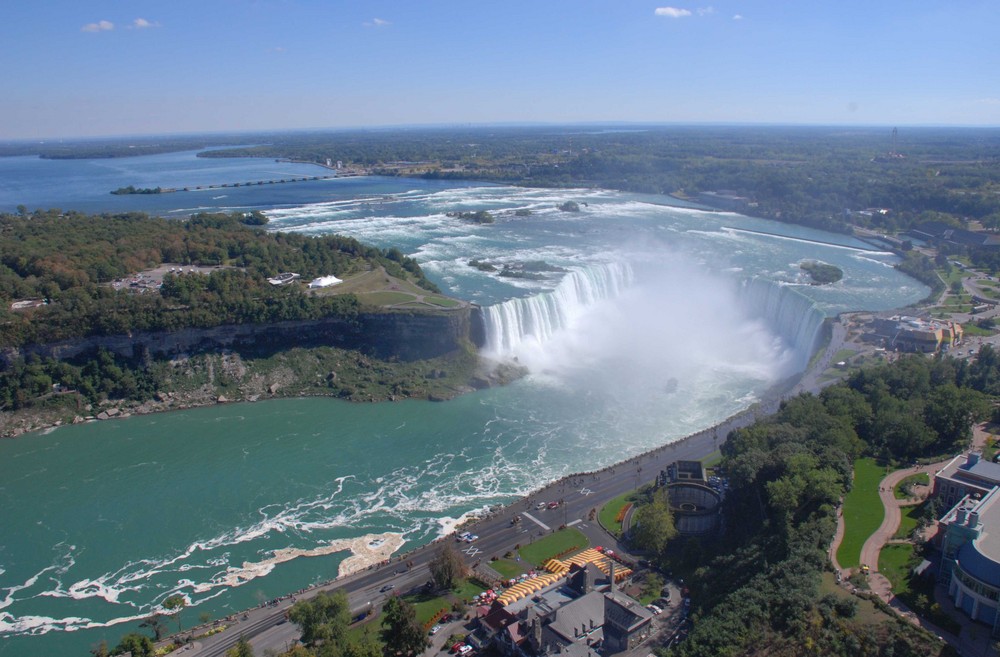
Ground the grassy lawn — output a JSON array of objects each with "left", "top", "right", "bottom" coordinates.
[
  {"left": 519, "top": 527, "right": 588, "bottom": 567},
  {"left": 401, "top": 591, "right": 452, "bottom": 627},
  {"left": 894, "top": 502, "right": 926, "bottom": 540},
  {"left": 490, "top": 558, "right": 527, "bottom": 579},
  {"left": 893, "top": 472, "right": 930, "bottom": 499},
  {"left": 451, "top": 578, "right": 488, "bottom": 601},
  {"left": 700, "top": 450, "right": 722, "bottom": 468},
  {"left": 422, "top": 296, "right": 463, "bottom": 308},
  {"left": 879, "top": 544, "right": 962, "bottom": 635},
  {"left": 817, "top": 572, "right": 885, "bottom": 626},
  {"left": 831, "top": 348, "right": 858, "bottom": 363},
  {"left": 879, "top": 544, "right": 916, "bottom": 586},
  {"left": 360, "top": 291, "right": 418, "bottom": 306},
  {"left": 836, "top": 458, "right": 886, "bottom": 569},
  {"left": 599, "top": 491, "right": 637, "bottom": 537},
  {"left": 964, "top": 323, "right": 996, "bottom": 336}
]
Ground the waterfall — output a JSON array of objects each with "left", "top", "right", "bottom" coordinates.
[
  {"left": 481, "top": 262, "right": 634, "bottom": 358},
  {"left": 739, "top": 278, "right": 828, "bottom": 371}
]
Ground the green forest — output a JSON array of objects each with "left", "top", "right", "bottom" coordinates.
[
  {"left": 0, "top": 209, "right": 437, "bottom": 348},
  {"left": 660, "top": 350, "right": 1000, "bottom": 657}
]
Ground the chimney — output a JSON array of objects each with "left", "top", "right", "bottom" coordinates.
[
  {"left": 609, "top": 559, "right": 616, "bottom": 587},
  {"left": 970, "top": 511, "right": 980, "bottom": 528}
]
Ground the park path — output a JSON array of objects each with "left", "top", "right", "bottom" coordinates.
[
  {"left": 859, "top": 460, "right": 947, "bottom": 598},
  {"left": 827, "top": 426, "right": 998, "bottom": 656}
]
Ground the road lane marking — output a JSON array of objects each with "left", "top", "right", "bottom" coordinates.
[
  {"left": 580, "top": 488, "right": 593, "bottom": 495},
  {"left": 567, "top": 519, "right": 582, "bottom": 527},
  {"left": 522, "top": 512, "right": 550, "bottom": 531}
]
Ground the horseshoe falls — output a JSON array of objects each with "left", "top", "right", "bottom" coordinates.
[{"left": 0, "top": 171, "right": 929, "bottom": 657}]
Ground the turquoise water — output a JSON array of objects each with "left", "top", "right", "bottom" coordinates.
[{"left": 0, "top": 151, "right": 928, "bottom": 656}]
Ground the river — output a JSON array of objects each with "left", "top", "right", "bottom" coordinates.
[{"left": 0, "top": 150, "right": 927, "bottom": 656}]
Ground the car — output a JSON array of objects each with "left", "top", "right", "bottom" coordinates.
[
  {"left": 429, "top": 625, "right": 441, "bottom": 635},
  {"left": 861, "top": 564, "right": 870, "bottom": 574},
  {"left": 536, "top": 502, "right": 547, "bottom": 509},
  {"left": 465, "top": 534, "right": 478, "bottom": 542},
  {"left": 458, "top": 646, "right": 473, "bottom": 656},
  {"left": 450, "top": 643, "right": 464, "bottom": 653},
  {"left": 547, "top": 501, "right": 560, "bottom": 509},
  {"left": 456, "top": 532, "right": 472, "bottom": 541},
  {"left": 379, "top": 584, "right": 395, "bottom": 593},
  {"left": 646, "top": 604, "right": 662, "bottom": 615}
]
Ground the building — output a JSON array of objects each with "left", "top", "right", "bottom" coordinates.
[
  {"left": 909, "top": 221, "right": 1000, "bottom": 249},
  {"left": 869, "top": 315, "right": 963, "bottom": 353},
  {"left": 939, "top": 487, "right": 1000, "bottom": 635},
  {"left": 266, "top": 272, "right": 300, "bottom": 286},
  {"left": 476, "top": 560, "right": 651, "bottom": 656},
  {"left": 308, "top": 275, "right": 342, "bottom": 288},
  {"left": 659, "top": 460, "right": 724, "bottom": 536},
  {"left": 935, "top": 452, "right": 1000, "bottom": 509}
]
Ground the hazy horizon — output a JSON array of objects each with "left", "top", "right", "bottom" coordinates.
[
  {"left": 3, "top": 1, "right": 998, "bottom": 140},
  {"left": 5, "top": 120, "right": 1000, "bottom": 146}
]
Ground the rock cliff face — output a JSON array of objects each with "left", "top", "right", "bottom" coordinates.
[{"left": 2, "top": 308, "right": 476, "bottom": 365}]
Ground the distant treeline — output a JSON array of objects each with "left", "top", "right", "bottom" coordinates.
[
  {"left": 0, "top": 209, "right": 437, "bottom": 348},
  {"left": 192, "top": 125, "right": 1000, "bottom": 236}
]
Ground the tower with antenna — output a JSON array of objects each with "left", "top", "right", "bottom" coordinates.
[{"left": 890, "top": 127, "right": 898, "bottom": 157}]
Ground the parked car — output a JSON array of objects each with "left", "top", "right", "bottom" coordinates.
[
  {"left": 379, "top": 584, "right": 394, "bottom": 593},
  {"left": 465, "top": 534, "right": 478, "bottom": 542},
  {"left": 429, "top": 625, "right": 441, "bottom": 635},
  {"left": 547, "top": 501, "right": 560, "bottom": 509}
]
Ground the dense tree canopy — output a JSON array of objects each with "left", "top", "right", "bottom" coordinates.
[{"left": 0, "top": 210, "right": 437, "bottom": 349}]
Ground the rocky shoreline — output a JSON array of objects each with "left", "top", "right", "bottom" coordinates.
[{"left": 0, "top": 349, "right": 526, "bottom": 440}]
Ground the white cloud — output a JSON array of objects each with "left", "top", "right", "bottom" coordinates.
[
  {"left": 732, "top": 13, "right": 744, "bottom": 20},
  {"left": 654, "top": 7, "right": 692, "bottom": 18},
  {"left": 363, "top": 17, "right": 390, "bottom": 27},
  {"left": 697, "top": 6, "right": 716, "bottom": 16},
  {"left": 976, "top": 98, "right": 1000, "bottom": 105},
  {"left": 131, "top": 18, "right": 160, "bottom": 29},
  {"left": 81, "top": 20, "right": 114, "bottom": 33}
]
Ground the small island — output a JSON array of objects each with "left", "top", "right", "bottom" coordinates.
[
  {"left": 801, "top": 260, "right": 843, "bottom": 285},
  {"left": 447, "top": 210, "right": 495, "bottom": 224},
  {"left": 110, "top": 185, "right": 165, "bottom": 195}
]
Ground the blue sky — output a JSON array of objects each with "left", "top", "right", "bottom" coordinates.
[{"left": 2, "top": 0, "right": 998, "bottom": 139}]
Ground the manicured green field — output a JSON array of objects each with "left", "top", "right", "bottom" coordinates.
[
  {"left": 836, "top": 458, "right": 885, "bottom": 569},
  {"left": 893, "top": 472, "right": 930, "bottom": 499},
  {"left": 599, "top": 491, "right": 635, "bottom": 537},
  {"left": 490, "top": 558, "right": 528, "bottom": 579},
  {"left": 893, "top": 503, "right": 925, "bottom": 540},
  {"left": 519, "top": 527, "right": 588, "bottom": 567}
]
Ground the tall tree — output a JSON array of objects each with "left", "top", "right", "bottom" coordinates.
[
  {"left": 112, "top": 633, "right": 154, "bottom": 657},
  {"left": 429, "top": 543, "right": 466, "bottom": 591},
  {"left": 631, "top": 487, "right": 677, "bottom": 558},
  {"left": 288, "top": 590, "right": 351, "bottom": 649},
  {"left": 139, "top": 613, "right": 168, "bottom": 641},
  {"left": 380, "top": 596, "right": 427, "bottom": 656},
  {"left": 225, "top": 636, "right": 255, "bottom": 657},
  {"left": 163, "top": 593, "right": 186, "bottom": 631}
]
